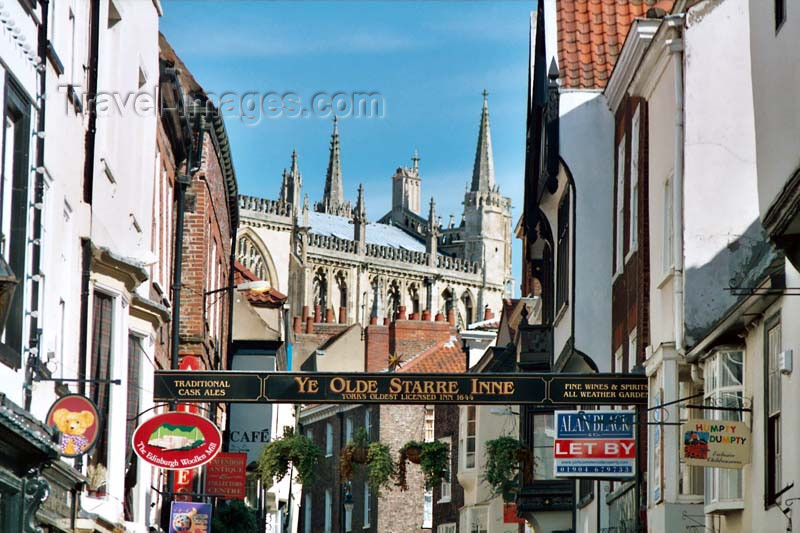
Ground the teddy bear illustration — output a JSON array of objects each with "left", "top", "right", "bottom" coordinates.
[{"left": 52, "top": 408, "right": 95, "bottom": 456}]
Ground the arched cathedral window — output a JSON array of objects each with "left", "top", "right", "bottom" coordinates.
[
  {"left": 408, "top": 284, "right": 420, "bottom": 315},
  {"left": 335, "top": 271, "right": 347, "bottom": 312},
  {"left": 461, "top": 291, "right": 474, "bottom": 326},
  {"left": 441, "top": 288, "right": 454, "bottom": 316},
  {"left": 313, "top": 269, "right": 328, "bottom": 311},
  {"left": 387, "top": 281, "right": 401, "bottom": 320},
  {"left": 236, "top": 234, "right": 268, "bottom": 281}
]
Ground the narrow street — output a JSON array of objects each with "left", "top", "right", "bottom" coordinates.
[{"left": 0, "top": 1, "right": 798, "bottom": 533}]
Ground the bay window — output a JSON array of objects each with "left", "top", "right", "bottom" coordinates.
[{"left": 703, "top": 348, "right": 744, "bottom": 509}]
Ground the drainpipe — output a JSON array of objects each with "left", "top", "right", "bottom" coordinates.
[
  {"left": 83, "top": 0, "right": 100, "bottom": 205},
  {"left": 666, "top": 14, "right": 685, "bottom": 356}
]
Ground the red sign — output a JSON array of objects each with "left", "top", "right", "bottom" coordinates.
[
  {"left": 46, "top": 394, "right": 101, "bottom": 458},
  {"left": 132, "top": 412, "right": 222, "bottom": 470},
  {"left": 554, "top": 439, "right": 636, "bottom": 459},
  {"left": 503, "top": 503, "right": 524, "bottom": 524},
  {"left": 174, "top": 469, "right": 197, "bottom": 502},
  {"left": 205, "top": 452, "right": 247, "bottom": 499}
]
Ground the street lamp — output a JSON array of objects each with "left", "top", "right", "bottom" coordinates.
[
  {"left": 204, "top": 279, "right": 272, "bottom": 296},
  {"left": 343, "top": 481, "right": 354, "bottom": 513}
]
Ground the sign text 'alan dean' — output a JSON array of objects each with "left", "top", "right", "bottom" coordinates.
[{"left": 132, "top": 412, "right": 222, "bottom": 470}]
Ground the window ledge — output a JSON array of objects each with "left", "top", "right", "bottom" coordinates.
[
  {"left": 625, "top": 246, "right": 637, "bottom": 264},
  {"left": 553, "top": 303, "right": 568, "bottom": 327},
  {"left": 656, "top": 268, "right": 675, "bottom": 290},
  {"left": 705, "top": 500, "right": 744, "bottom": 515},
  {"left": 437, "top": 497, "right": 451, "bottom": 504}
]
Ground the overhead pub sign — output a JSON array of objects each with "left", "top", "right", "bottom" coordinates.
[
  {"left": 554, "top": 410, "right": 636, "bottom": 478},
  {"left": 153, "top": 371, "right": 648, "bottom": 406}
]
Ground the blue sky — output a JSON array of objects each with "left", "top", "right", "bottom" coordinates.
[{"left": 161, "top": 0, "right": 534, "bottom": 289}]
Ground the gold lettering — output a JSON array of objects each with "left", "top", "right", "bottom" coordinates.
[{"left": 295, "top": 376, "right": 319, "bottom": 394}]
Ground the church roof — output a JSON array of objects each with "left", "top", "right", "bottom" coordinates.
[{"left": 307, "top": 211, "right": 427, "bottom": 253}]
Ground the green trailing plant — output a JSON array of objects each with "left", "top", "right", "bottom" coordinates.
[
  {"left": 483, "top": 436, "right": 528, "bottom": 501},
  {"left": 396, "top": 440, "right": 449, "bottom": 491},
  {"left": 340, "top": 428, "right": 370, "bottom": 479},
  {"left": 258, "top": 427, "right": 323, "bottom": 486},
  {"left": 340, "top": 428, "right": 395, "bottom": 496},
  {"left": 366, "top": 441, "right": 395, "bottom": 495},
  {"left": 211, "top": 499, "right": 259, "bottom": 533}
]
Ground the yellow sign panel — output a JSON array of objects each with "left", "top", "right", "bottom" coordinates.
[{"left": 681, "top": 418, "right": 751, "bottom": 469}]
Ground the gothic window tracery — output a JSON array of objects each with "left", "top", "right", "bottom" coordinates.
[
  {"left": 313, "top": 268, "right": 328, "bottom": 311},
  {"left": 335, "top": 270, "right": 347, "bottom": 311},
  {"left": 408, "top": 284, "right": 420, "bottom": 315},
  {"left": 236, "top": 234, "right": 268, "bottom": 281},
  {"left": 461, "top": 291, "right": 474, "bottom": 326},
  {"left": 387, "top": 280, "right": 401, "bottom": 320}
]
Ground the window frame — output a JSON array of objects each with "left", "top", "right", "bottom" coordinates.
[
  {"left": 614, "top": 134, "right": 626, "bottom": 277},
  {"left": 662, "top": 174, "right": 674, "bottom": 279},
  {"left": 703, "top": 347, "right": 745, "bottom": 512},
  {"left": 775, "top": 0, "right": 787, "bottom": 32},
  {"left": 627, "top": 105, "right": 640, "bottom": 258},
  {"left": 303, "top": 493, "right": 312, "bottom": 533},
  {"left": 0, "top": 77, "right": 32, "bottom": 368},
  {"left": 765, "top": 314, "right": 782, "bottom": 507},
  {"left": 363, "top": 484, "right": 371, "bottom": 528},
  {"left": 439, "top": 436, "right": 452, "bottom": 503},
  {"left": 325, "top": 422, "right": 333, "bottom": 457},
  {"left": 324, "top": 488, "right": 332, "bottom": 533},
  {"left": 555, "top": 188, "right": 570, "bottom": 314},
  {"left": 422, "top": 489, "right": 433, "bottom": 528},
  {"left": 463, "top": 405, "right": 476, "bottom": 469},
  {"left": 424, "top": 406, "right": 435, "bottom": 443}
]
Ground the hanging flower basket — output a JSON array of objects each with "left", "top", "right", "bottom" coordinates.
[
  {"left": 339, "top": 428, "right": 395, "bottom": 496},
  {"left": 484, "top": 436, "right": 528, "bottom": 502},
  {"left": 396, "top": 441, "right": 449, "bottom": 491},
  {"left": 258, "top": 427, "right": 322, "bottom": 486}
]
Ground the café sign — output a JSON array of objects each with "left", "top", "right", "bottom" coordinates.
[{"left": 154, "top": 371, "right": 648, "bottom": 406}]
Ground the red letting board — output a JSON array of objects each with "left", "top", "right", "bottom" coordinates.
[
  {"left": 503, "top": 503, "right": 524, "bottom": 524},
  {"left": 205, "top": 452, "right": 247, "bottom": 500}
]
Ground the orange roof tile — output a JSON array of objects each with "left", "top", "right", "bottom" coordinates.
[
  {"left": 233, "top": 261, "right": 287, "bottom": 307},
  {"left": 397, "top": 339, "right": 466, "bottom": 374},
  {"left": 557, "top": 0, "right": 674, "bottom": 89}
]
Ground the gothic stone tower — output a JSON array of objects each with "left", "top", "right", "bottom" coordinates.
[{"left": 463, "top": 91, "right": 513, "bottom": 299}]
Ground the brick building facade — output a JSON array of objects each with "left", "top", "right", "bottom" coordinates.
[{"left": 298, "top": 315, "right": 465, "bottom": 533}]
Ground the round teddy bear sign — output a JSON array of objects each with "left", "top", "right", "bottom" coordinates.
[{"left": 46, "top": 394, "right": 101, "bottom": 458}]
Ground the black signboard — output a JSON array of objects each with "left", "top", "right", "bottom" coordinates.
[{"left": 154, "top": 371, "right": 648, "bottom": 406}]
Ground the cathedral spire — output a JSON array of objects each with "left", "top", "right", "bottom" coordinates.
[
  {"left": 322, "top": 116, "right": 345, "bottom": 213},
  {"left": 426, "top": 197, "right": 438, "bottom": 266},
  {"left": 471, "top": 89, "right": 495, "bottom": 192},
  {"left": 280, "top": 149, "right": 302, "bottom": 207},
  {"left": 354, "top": 183, "right": 367, "bottom": 253}
]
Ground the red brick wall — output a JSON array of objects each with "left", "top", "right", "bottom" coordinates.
[
  {"left": 390, "top": 320, "right": 454, "bottom": 360},
  {"left": 177, "top": 133, "right": 234, "bottom": 371},
  {"left": 365, "top": 325, "right": 389, "bottom": 371}
]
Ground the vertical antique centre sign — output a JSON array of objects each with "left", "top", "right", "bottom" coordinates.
[{"left": 154, "top": 371, "right": 648, "bottom": 405}]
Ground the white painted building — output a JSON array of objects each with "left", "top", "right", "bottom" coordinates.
[
  {"left": 1, "top": 0, "right": 164, "bottom": 531},
  {"left": 603, "top": 1, "right": 800, "bottom": 532}
]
